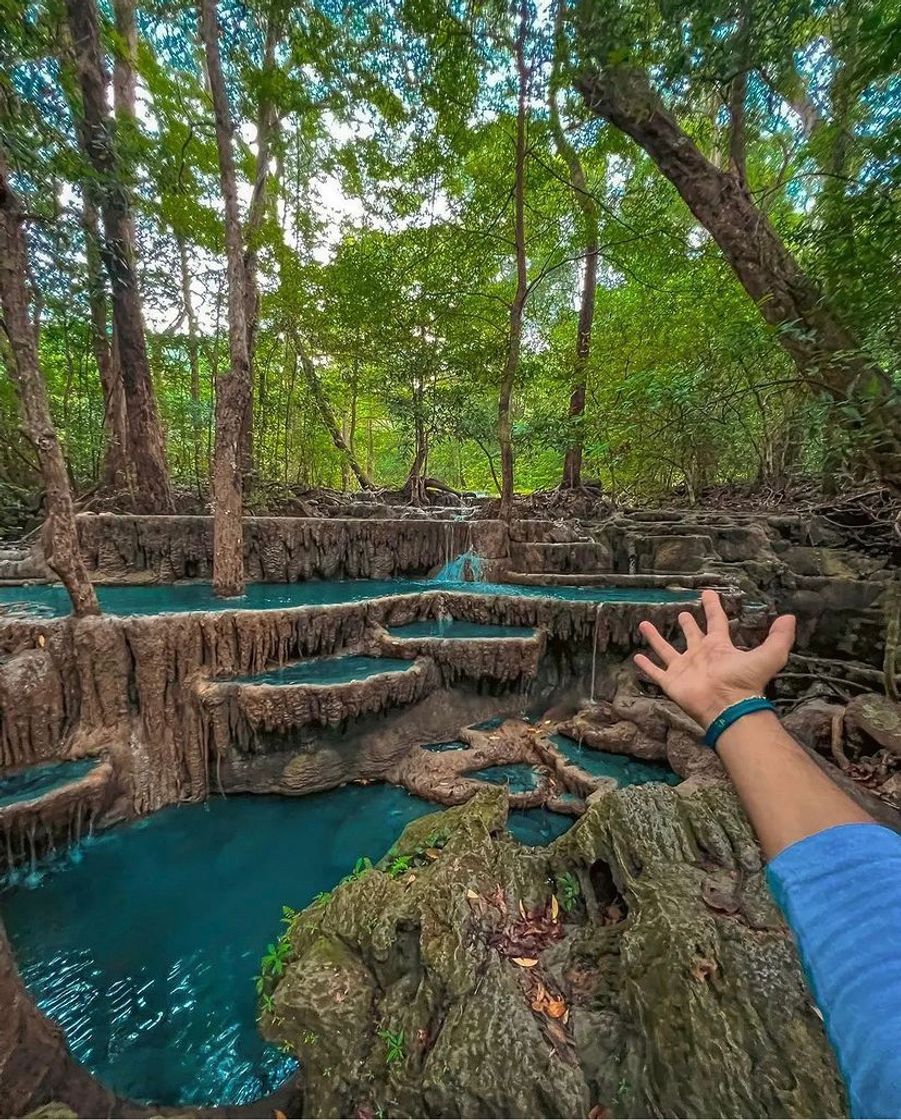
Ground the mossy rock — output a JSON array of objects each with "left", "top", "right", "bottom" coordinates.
[{"left": 262, "top": 784, "right": 844, "bottom": 1118}]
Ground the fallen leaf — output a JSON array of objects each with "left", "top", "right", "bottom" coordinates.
[
  {"left": 466, "top": 888, "right": 479, "bottom": 900},
  {"left": 690, "top": 956, "right": 718, "bottom": 983},
  {"left": 518, "top": 899, "right": 527, "bottom": 919},
  {"left": 37, "top": 634, "right": 45, "bottom": 648},
  {"left": 545, "top": 998, "right": 567, "bottom": 1019},
  {"left": 550, "top": 895, "right": 560, "bottom": 921},
  {"left": 424, "top": 847, "right": 441, "bottom": 861},
  {"left": 404, "top": 873, "right": 417, "bottom": 885},
  {"left": 512, "top": 956, "right": 538, "bottom": 968},
  {"left": 274, "top": 1111, "right": 287, "bottom": 1119},
  {"left": 588, "top": 1106, "right": 611, "bottom": 1119}
]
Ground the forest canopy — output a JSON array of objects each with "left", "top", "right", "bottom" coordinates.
[{"left": 1, "top": 0, "right": 900, "bottom": 528}]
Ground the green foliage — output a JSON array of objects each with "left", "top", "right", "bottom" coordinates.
[
  {"left": 556, "top": 871, "right": 581, "bottom": 912},
  {"left": 1, "top": 0, "right": 898, "bottom": 525},
  {"left": 377, "top": 1026, "right": 406, "bottom": 1066}
]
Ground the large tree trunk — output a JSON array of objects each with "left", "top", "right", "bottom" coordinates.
[
  {"left": 65, "top": 0, "right": 172, "bottom": 513},
  {"left": 0, "top": 152, "right": 99, "bottom": 616},
  {"left": 200, "top": 0, "right": 252, "bottom": 597},
  {"left": 80, "top": 192, "right": 129, "bottom": 494},
  {"left": 237, "top": 8, "right": 283, "bottom": 481},
  {"left": 498, "top": 0, "right": 530, "bottom": 520},
  {"left": 550, "top": 5, "right": 598, "bottom": 490},
  {"left": 576, "top": 65, "right": 901, "bottom": 488}
]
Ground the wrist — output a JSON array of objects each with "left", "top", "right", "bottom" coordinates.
[{"left": 694, "top": 690, "right": 767, "bottom": 730}]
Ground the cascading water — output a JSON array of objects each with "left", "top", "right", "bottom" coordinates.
[{"left": 433, "top": 549, "right": 485, "bottom": 583}]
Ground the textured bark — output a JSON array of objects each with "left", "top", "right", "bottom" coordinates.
[
  {"left": 200, "top": 0, "right": 252, "bottom": 596},
  {"left": 0, "top": 153, "right": 100, "bottom": 617},
  {"left": 80, "top": 194, "right": 129, "bottom": 494},
  {"left": 65, "top": 0, "right": 172, "bottom": 513},
  {"left": 498, "top": 0, "right": 530, "bottom": 520},
  {"left": 551, "top": 2, "right": 598, "bottom": 490},
  {"left": 576, "top": 65, "right": 901, "bottom": 487}
]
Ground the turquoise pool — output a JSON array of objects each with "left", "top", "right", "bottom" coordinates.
[
  {"left": 1, "top": 786, "right": 438, "bottom": 1107},
  {"left": 0, "top": 580, "right": 699, "bottom": 619},
  {"left": 550, "top": 733, "right": 680, "bottom": 787},
  {"left": 0, "top": 758, "right": 98, "bottom": 809},
  {"left": 234, "top": 655, "right": 413, "bottom": 686}
]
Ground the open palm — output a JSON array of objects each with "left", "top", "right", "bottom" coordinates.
[{"left": 634, "top": 590, "right": 796, "bottom": 728}]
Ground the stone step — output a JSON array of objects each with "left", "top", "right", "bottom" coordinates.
[{"left": 509, "top": 541, "right": 612, "bottom": 574}]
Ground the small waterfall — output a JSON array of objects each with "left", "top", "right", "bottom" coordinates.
[
  {"left": 433, "top": 549, "right": 485, "bottom": 583},
  {"left": 590, "top": 605, "right": 602, "bottom": 704}
]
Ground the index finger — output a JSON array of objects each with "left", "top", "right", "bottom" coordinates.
[{"left": 701, "top": 589, "right": 730, "bottom": 638}]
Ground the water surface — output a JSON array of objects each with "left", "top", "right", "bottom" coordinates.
[
  {"left": 550, "top": 733, "right": 680, "bottom": 786},
  {"left": 388, "top": 620, "right": 535, "bottom": 639},
  {"left": 0, "top": 758, "right": 98, "bottom": 809},
  {"left": 0, "top": 580, "right": 699, "bottom": 619},
  {"left": 235, "top": 655, "right": 413, "bottom": 686},
  {"left": 507, "top": 807, "right": 574, "bottom": 846},
  {"left": 465, "top": 763, "right": 542, "bottom": 793},
  {"left": 1, "top": 786, "right": 437, "bottom": 1107}
]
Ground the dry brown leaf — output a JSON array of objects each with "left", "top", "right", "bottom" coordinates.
[
  {"left": 512, "top": 956, "right": 538, "bottom": 968},
  {"left": 550, "top": 895, "right": 560, "bottom": 921},
  {"left": 466, "top": 888, "right": 479, "bottom": 899},
  {"left": 690, "top": 957, "right": 718, "bottom": 983},
  {"left": 274, "top": 1111, "right": 287, "bottom": 1119},
  {"left": 424, "top": 848, "right": 441, "bottom": 861},
  {"left": 545, "top": 998, "right": 567, "bottom": 1019},
  {"left": 404, "top": 873, "right": 417, "bottom": 885},
  {"left": 37, "top": 634, "right": 45, "bottom": 648},
  {"left": 588, "top": 1106, "right": 611, "bottom": 1119},
  {"left": 518, "top": 899, "right": 527, "bottom": 919}
]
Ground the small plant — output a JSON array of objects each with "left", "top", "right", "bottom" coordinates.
[
  {"left": 387, "top": 854, "right": 414, "bottom": 878},
  {"left": 311, "top": 890, "right": 332, "bottom": 908},
  {"left": 341, "top": 856, "right": 373, "bottom": 886},
  {"left": 259, "top": 992, "right": 275, "bottom": 1015},
  {"left": 378, "top": 1027, "right": 406, "bottom": 1066},
  {"left": 301, "top": 1029, "right": 319, "bottom": 1046},
  {"left": 260, "top": 937, "right": 292, "bottom": 978},
  {"left": 281, "top": 905, "right": 298, "bottom": 927},
  {"left": 556, "top": 871, "right": 581, "bottom": 912}
]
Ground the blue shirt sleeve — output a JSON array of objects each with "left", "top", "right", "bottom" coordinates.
[{"left": 766, "top": 823, "right": 901, "bottom": 1119}]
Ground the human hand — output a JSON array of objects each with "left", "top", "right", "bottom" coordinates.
[{"left": 634, "top": 590, "right": 796, "bottom": 729}]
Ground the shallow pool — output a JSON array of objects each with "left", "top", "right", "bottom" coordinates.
[
  {"left": 465, "top": 763, "right": 542, "bottom": 793},
  {"left": 388, "top": 619, "right": 536, "bottom": 640},
  {"left": 422, "top": 739, "right": 469, "bottom": 752},
  {"left": 0, "top": 580, "right": 699, "bottom": 619},
  {"left": 1, "top": 786, "right": 438, "bottom": 1107},
  {"left": 507, "top": 807, "right": 574, "bottom": 846},
  {"left": 550, "top": 733, "right": 680, "bottom": 786},
  {"left": 0, "top": 758, "right": 98, "bottom": 809},
  {"left": 235, "top": 655, "right": 413, "bottom": 686}
]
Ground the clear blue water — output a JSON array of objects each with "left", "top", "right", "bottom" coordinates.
[
  {"left": 235, "top": 655, "right": 413, "bottom": 686},
  {"left": 0, "top": 786, "right": 438, "bottom": 1107},
  {"left": 550, "top": 733, "right": 680, "bottom": 787},
  {"left": 422, "top": 739, "right": 468, "bottom": 752},
  {"left": 434, "top": 550, "right": 485, "bottom": 582},
  {"left": 388, "top": 620, "right": 535, "bottom": 639},
  {"left": 0, "top": 580, "right": 699, "bottom": 619},
  {"left": 507, "top": 808, "right": 575, "bottom": 846},
  {"left": 465, "top": 763, "right": 542, "bottom": 793},
  {"left": 0, "top": 758, "right": 98, "bottom": 809}
]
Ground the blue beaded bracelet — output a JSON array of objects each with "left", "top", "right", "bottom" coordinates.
[{"left": 703, "top": 695, "right": 776, "bottom": 748}]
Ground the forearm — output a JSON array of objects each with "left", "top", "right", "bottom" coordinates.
[{"left": 714, "top": 709, "right": 873, "bottom": 859}]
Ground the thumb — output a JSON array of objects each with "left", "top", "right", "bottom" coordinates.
[{"left": 762, "top": 613, "right": 796, "bottom": 666}]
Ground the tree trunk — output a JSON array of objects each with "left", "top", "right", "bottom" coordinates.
[
  {"left": 498, "top": 0, "right": 530, "bottom": 520},
  {"left": 80, "top": 192, "right": 130, "bottom": 494},
  {"left": 296, "top": 343, "right": 374, "bottom": 490},
  {"left": 576, "top": 64, "right": 901, "bottom": 488},
  {"left": 200, "top": 0, "right": 252, "bottom": 596},
  {"left": 238, "top": 8, "right": 282, "bottom": 482},
  {"left": 177, "top": 234, "right": 203, "bottom": 494},
  {"left": 65, "top": 0, "right": 171, "bottom": 513},
  {"left": 550, "top": 2, "right": 598, "bottom": 490},
  {"left": 0, "top": 152, "right": 99, "bottom": 616}
]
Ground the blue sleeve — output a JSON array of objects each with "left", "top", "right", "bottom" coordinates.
[{"left": 766, "top": 823, "right": 901, "bottom": 1119}]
